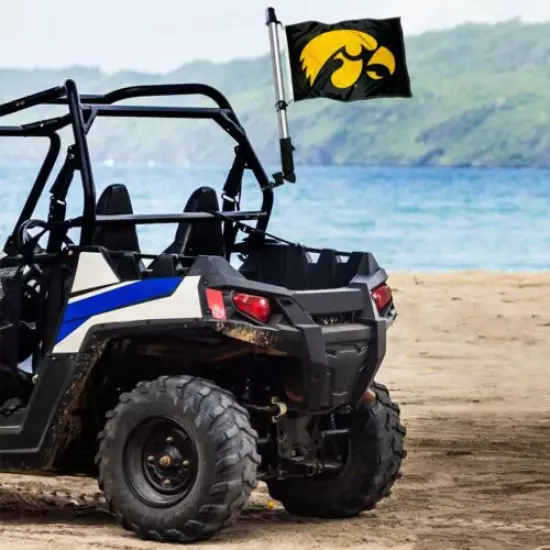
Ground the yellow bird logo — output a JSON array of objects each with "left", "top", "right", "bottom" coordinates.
[{"left": 300, "top": 29, "right": 396, "bottom": 89}]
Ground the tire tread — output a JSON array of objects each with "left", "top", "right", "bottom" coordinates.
[
  {"left": 96, "top": 375, "right": 260, "bottom": 543},
  {"left": 268, "top": 381, "right": 406, "bottom": 519}
]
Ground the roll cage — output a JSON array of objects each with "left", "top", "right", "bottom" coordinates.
[{"left": 0, "top": 79, "right": 275, "bottom": 262}]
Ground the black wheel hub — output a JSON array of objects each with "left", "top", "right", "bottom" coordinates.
[{"left": 124, "top": 417, "right": 199, "bottom": 508}]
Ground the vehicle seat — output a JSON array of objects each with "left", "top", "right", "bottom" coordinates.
[
  {"left": 92, "top": 183, "right": 143, "bottom": 280},
  {"left": 149, "top": 186, "right": 224, "bottom": 275}
]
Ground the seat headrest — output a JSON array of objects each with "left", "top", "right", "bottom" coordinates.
[
  {"left": 93, "top": 183, "right": 141, "bottom": 253},
  {"left": 174, "top": 186, "right": 220, "bottom": 243},
  {"left": 96, "top": 183, "right": 134, "bottom": 216}
]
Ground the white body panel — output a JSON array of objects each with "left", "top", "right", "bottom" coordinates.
[
  {"left": 52, "top": 252, "right": 203, "bottom": 354},
  {"left": 71, "top": 252, "right": 120, "bottom": 293}
]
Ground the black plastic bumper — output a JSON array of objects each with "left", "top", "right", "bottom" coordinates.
[{"left": 189, "top": 255, "right": 393, "bottom": 413}]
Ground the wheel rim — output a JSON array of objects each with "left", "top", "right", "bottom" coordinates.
[{"left": 123, "top": 416, "right": 199, "bottom": 508}]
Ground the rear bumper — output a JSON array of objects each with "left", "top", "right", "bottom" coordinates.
[
  {"left": 266, "top": 273, "right": 394, "bottom": 412},
  {"left": 189, "top": 255, "right": 394, "bottom": 413}
]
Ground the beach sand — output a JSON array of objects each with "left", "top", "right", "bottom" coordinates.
[{"left": 0, "top": 272, "right": 548, "bottom": 549}]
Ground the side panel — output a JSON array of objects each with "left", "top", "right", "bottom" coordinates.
[
  {"left": 53, "top": 251, "right": 202, "bottom": 354},
  {"left": 0, "top": 251, "right": 203, "bottom": 470},
  {"left": 54, "top": 277, "right": 202, "bottom": 353},
  {"left": 70, "top": 251, "right": 120, "bottom": 293}
]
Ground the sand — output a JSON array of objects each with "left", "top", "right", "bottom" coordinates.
[{"left": 0, "top": 272, "right": 548, "bottom": 550}]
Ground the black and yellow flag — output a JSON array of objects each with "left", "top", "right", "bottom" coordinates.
[{"left": 285, "top": 17, "right": 412, "bottom": 102}]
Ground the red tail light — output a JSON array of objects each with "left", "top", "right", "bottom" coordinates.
[
  {"left": 371, "top": 284, "right": 393, "bottom": 312},
  {"left": 205, "top": 288, "right": 226, "bottom": 320},
  {"left": 232, "top": 292, "right": 271, "bottom": 323}
]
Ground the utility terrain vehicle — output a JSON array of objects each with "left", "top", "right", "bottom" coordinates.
[{"left": 0, "top": 79, "right": 406, "bottom": 543}]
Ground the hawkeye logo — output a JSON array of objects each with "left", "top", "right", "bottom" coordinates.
[{"left": 300, "top": 30, "right": 396, "bottom": 90}]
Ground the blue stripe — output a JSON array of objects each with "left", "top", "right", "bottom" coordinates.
[
  {"left": 56, "top": 319, "right": 87, "bottom": 344},
  {"left": 55, "top": 277, "right": 183, "bottom": 344}
]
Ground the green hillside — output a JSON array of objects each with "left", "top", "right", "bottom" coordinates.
[{"left": 1, "top": 19, "right": 550, "bottom": 167}]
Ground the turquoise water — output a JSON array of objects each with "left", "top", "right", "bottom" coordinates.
[{"left": 0, "top": 162, "right": 549, "bottom": 272}]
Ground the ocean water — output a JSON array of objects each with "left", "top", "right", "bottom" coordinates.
[{"left": 0, "top": 162, "right": 549, "bottom": 272}]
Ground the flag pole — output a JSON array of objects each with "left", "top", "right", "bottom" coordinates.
[{"left": 266, "top": 6, "right": 296, "bottom": 184}]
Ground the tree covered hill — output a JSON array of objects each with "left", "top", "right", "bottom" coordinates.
[{"left": 1, "top": 19, "right": 550, "bottom": 167}]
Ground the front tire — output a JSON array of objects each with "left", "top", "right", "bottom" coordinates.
[
  {"left": 267, "top": 382, "right": 406, "bottom": 518},
  {"left": 96, "top": 375, "right": 260, "bottom": 543}
]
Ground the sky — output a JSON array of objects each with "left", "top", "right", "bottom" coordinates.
[{"left": 1, "top": 0, "right": 549, "bottom": 73}]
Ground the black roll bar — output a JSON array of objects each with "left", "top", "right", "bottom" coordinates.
[
  {"left": 0, "top": 79, "right": 276, "bottom": 251},
  {"left": 65, "top": 80, "right": 97, "bottom": 245},
  {"left": 4, "top": 134, "right": 62, "bottom": 254},
  {"left": 48, "top": 83, "right": 234, "bottom": 111},
  {"left": 0, "top": 86, "right": 66, "bottom": 118},
  {"left": 93, "top": 211, "right": 268, "bottom": 225}
]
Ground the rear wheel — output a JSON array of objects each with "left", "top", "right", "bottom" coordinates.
[
  {"left": 267, "top": 382, "right": 406, "bottom": 518},
  {"left": 96, "top": 375, "right": 260, "bottom": 543}
]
